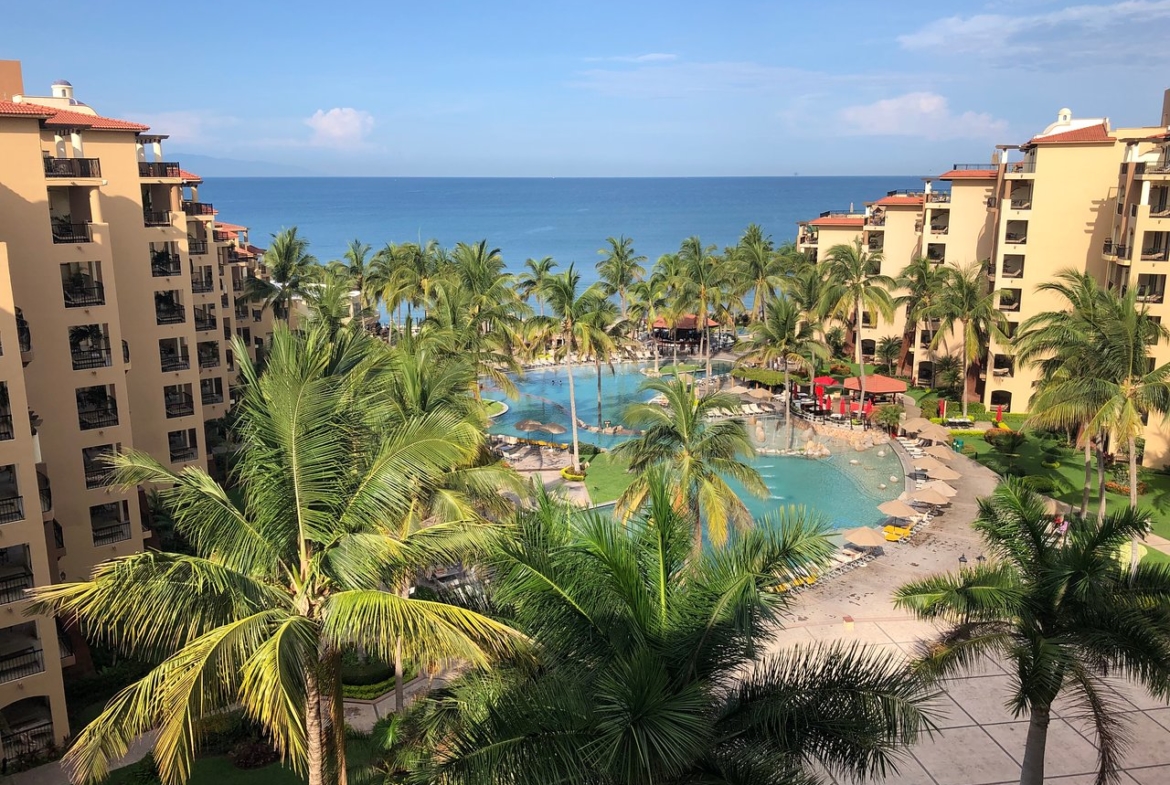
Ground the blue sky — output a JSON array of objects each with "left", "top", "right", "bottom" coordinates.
[{"left": 6, "top": 0, "right": 1170, "bottom": 175}]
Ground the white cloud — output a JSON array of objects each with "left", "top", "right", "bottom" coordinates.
[
  {"left": 584, "top": 53, "right": 678, "bottom": 63},
  {"left": 133, "top": 110, "right": 240, "bottom": 146},
  {"left": 838, "top": 92, "right": 1008, "bottom": 140},
  {"left": 304, "top": 108, "right": 375, "bottom": 147}
]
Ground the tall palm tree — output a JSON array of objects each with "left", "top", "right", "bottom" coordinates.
[
  {"left": 327, "top": 239, "right": 375, "bottom": 328},
  {"left": 895, "top": 256, "right": 950, "bottom": 380},
  {"left": 596, "top": 235, "right": 646, "bottom": 319},
  {"left": 628, "top": 274, "right": 668, "bottom": 373},
  {"left": 541, "top": 264, "right": 609, "bottom": 471},
  {"left": 516, "top": 256, "right": 557, "bottom": 317},
  {"left": 385, "top": 240, "right": 449, "bottom": 324},
  {"left": 243, "top": 227, "right": 321, "bottom": 320},
  {"left": 577, "top": 297, "right": 631, "bottom": 428},
  {"left": 784, "top": 264, "right": 833, "bottom": 396},
  {"left": 929, "top": 261, "right": 1007, "bottom": 419},
  {"left": 32, "top": 323, "right": 520, "bottom": 785},
  {"left": 738, "top": 295, "right": 826, "bottom": 449},
  {"left": 677, "top": 236, "right": 724, "bottom": 382},
  {"left": 400, "top": 474, "right": 935, "bottom": 785},
  {"left": 875, "top": 335, "right": 903, "bottom": 376},
  {"left": 895, "top": 480, "right": 1170, "bottom": 785},
  {"left": 823, "top": 240, "right": 895, "bottom": 407},
  {"left": 614, "top": 377, "right": 766, "bottom": 551},
  {"left": 733, "top": 223, "right": 783, "bottom": 321}
]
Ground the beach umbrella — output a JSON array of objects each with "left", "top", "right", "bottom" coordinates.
[
  {"left": 922, "top": 480, "right": 958, "bottom": 497},
  {"left": 925, "top": 464, "right": 961, "bottom": 481},
  {"left": 813, "top": 376, "right": 838, "bottom": 386},
  {"left": 909, "top": 488, "right": 950, "bottom": 506},
  {"left": 749, "top": 387, "right": 772, "bottom": 400},
  {"left": 903, "top": 417, "right": 933, "bottom": 433},
  {"left": 728, "top": 385, "right": 749, "bottom": 395},
  {"left": 938, "top": 399, "right": 948, "bottom": 419},
  {"left": 516, "top": 419, "right": 543, "bottom": 432},
  {"left": 920, "top": 424, "right": 953, "bottom": 443},
  {"left": 924, "top": 444, "right": 956, "bottom": 461},
  {"left": 843, "top": 527, "right": 886, "bottom": 548},
  {"left": 839, "top": 396, "right": 847, "bottom": 415},
  {"left": 878, "top": 499, "right": 920, "bottom": 522},
  {"left": 996, "top": 404, "right": 1004, "bottom": 423},
  {"left": 913, "top": 456, "right": 947, "bottom": 472},
  {"left": 542, "top": 422, "right": 567, "bottom": 435}
]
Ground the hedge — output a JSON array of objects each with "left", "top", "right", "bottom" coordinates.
[
  {"left": 342, "top": 666, "right": 418, "bottom": 700},
  {"left": 730, "top": 367, "right": 786, "bottom": 387}
]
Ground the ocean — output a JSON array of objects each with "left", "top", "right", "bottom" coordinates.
[{"left": 198, "top": 177, "right": 924, "bottom": 283}]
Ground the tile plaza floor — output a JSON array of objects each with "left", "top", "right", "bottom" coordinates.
[{"left": 791, "top": 618, "right": 1170, "bottom": 785}]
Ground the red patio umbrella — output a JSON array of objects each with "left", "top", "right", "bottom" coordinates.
[
  {"left": 864, "top": 399, "right": 875, "bottom": 417},
  {"left": 813, "top": 375, "right": 838, "bottom": 386},
  {"left": 938, "top": 399, "right": 947, "bottom": 419},
  {"left": 839, "top": 396, "right": 847, "bottom": 415},
  {"left": 995, "top": 404, "right": 1004, "bottom": 422},
  {"left": 814, "top": 384, "right": 825, "bottom": 399}
]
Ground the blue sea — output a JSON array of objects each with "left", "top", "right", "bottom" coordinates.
[{"left": 198, "top": 177, "right": 923, "bottom": 282}]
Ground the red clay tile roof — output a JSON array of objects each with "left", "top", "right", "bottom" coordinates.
[
  {"left": 874, "top": 195, "right": 923, "bottom": 207},
  {"left": 1028, "top": 123, "right": 1113, "bottom": 145},
  {"left": 808, "top": 216, "right": 865, "bottom": 228},
  {"left": 939, "top": 168, "right": 997, "bottom": 180},
  {"left": 0, "top": 101, "right": 148, "bottom": 131},
  {"left": 179, "top": 169, "right": 202, "bottom": 183},
  {"left": 215, "top": 221, "right": 247, "bottom": 232},
  {"left": 245, "top": 244, "right": 266, "bottom": 256}
]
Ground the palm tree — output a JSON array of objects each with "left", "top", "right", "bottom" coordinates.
[
  {"left": 541, "top": 264, "right": 609, "bottom": 471},
  {"left": 895, "top": 256, "right": 950, "bottom": 380},
  {"left": 577, "top": 297, "right": 630, "bottom": 428},
  {"left": 327, "top": 239, "right": 375, "bottom": 328},
  {"left": 677, "top": 236, "right": 724, "bottom": 382},
  {"left": 614, "top": 377, "right": 766, "bottom": 551},
  {"left": 243, "top": 227, "right": 321, "bottom": 320},
  {"left": 875, "top": 335, "right": 903, "bottom": 376},
  {"left": 784, "top": 264, "right": 833, "bottom": 396},
  {"left": 895, "top": 480, "right": 1170, "bottom": 785},
  {"left": 401, "top": 474, "right": 935, "bottom": 785},
  {"left": 32, "top": 323, "right": 520, "bottom": 785},
  {"left": 596, "top": 235, "right": 646, "bottom": 319},
  {"left": 733, "top": 223, "right": 783, "bottom": 320},
  {"left": 516, "top": 256, "right": 557, "bottom": 317},
  {"left": 823, "top": 240, "right": 895, "bottom": 407},
  {"left": 384, "top": 240, "right": 449, "bottom": 323},
  {"left": 738, "top": 295, "right": 825, "bottom": 450},
  {"left": 929, "top": 261, "right": 1007, "bottom": 419},
  {"left": 303, "top": 265, "right": 362, "bottom": 335},
  {"left": 628, "top": 274, "right": 668, "bottom": 373}
]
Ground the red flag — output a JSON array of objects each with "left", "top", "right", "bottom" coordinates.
[
  {"left": 815, "top": 384, "right": 824, "bottom": 398},
  {"left": 840, "top": 397, "right": 847, "bottom": 415},
  {"left": 938, "top": 399, "right": 947, "bottom": 419},
  {"left": 996, "top": 404, "right": 1004, "bottom": 422}
]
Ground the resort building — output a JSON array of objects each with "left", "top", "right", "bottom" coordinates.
[
  {"left": 795, "top": 94, "right": 1170, "bottom": 467},
  {"left": 0, "top": 60, "right": 270, "bottom": 759}
]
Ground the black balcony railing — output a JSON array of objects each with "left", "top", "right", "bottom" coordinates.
[
  {"left": 191, "top": 277, "right": 215, "bottom": 293},
  {"left": 78, "top": 404, "right": 118, "bottom": 430},
  {"left": 143, "top": 210, "right": 172, "bottom": 227},
  {"left": 0, "top": 495, "right": 25, "bottom": 524},
  {"left": 16, "top": 318, "right": 31, "bottom": 354},
  {"left": 151, "top": 254, "right": 182, "bottom": 277},
  {"left": 51, "top": 222, "right": 91, "bottom": 244},
  {"left": 123, "top": 340, "right": 130, "bottom": 364},
  {"left": 92, "top": 521, "right": 131, "bottom": 546},
  {"left": 1006, "top": 160, "right": 1037, "bottom": 174},
  {"left": 71, "top": 345, "right": 112, "bottom": 370},
  {"left": 156, "top": 306, "right": 186, "bottom": 325},
  {"left": 951, "top": 163, "right": 998, "bottom": 171},
  {"left": 0, "top": 647, "right": 45, "bottom": 683},
  {"left": 188, "top": 239, "right": 209, "bottom": 255},
  {"left": 252, "top": 309, "right": 263, "bottom": 322},
  {"left": 44, "top": 157, "right": 101, "bottom": 178},
  {"left": 0, "top": 571, "right": 32, "bottom": 605},
  {"left": 38, "top": 474, "right": 51, "bottom": 514},
  {"left": 165, "top": 392, "right": 195, "bottom": 418},
  {"left": 1, "top": 719, "right": 54, "bottom": 759},
  {"left": 51, "top": 520, "right": 64, "bottom": 551},
  {"left": 0, "top": 413, "right": 13, "bottom": 441},
  {"left": 63, "top": 281, "right": 105, "bottom": 307},
  {"left": 198, "top": 353, "right": 220, "bottom": 369},
  {"left": 183, "top": 201, "right": 215, "bottom": 216},
  {"left": 84, "top": 462, "right": 111, "bottom": 489},
  {"left": 194, "top": 315, "right": 217, "bottom": 332},
  {"left": 170, "top": 444, "right": 198, "bottom": 463},
  {"left": 234, "top": 306, "right": 249, "bottom": 319},
  {"left": 160, "top": 353, "right": 190, "bottom": 372},
  {"left": 201, "top": 389, "right": 224, "bottom": 405},
  {"left": 213, "top": 230, "right": 232, "bottom": 242},
  {"left": 139, "top": 161, "right": 181, "bottom": 178}
]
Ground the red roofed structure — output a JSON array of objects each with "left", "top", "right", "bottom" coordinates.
[
  {"left": 0, "top": 101, "right": 148, "bottom": 131},
  {"left": 873, "top": 194, "right": 923, "bottom": 207},
  {"left": 939, "top": 168, "right": 997, "bottom": 180},
  {"left": 1027, "top": 122, "right": 1113, "bottom": 146},
  {"left": 808, "top": 215, "right": 864, "bottom": 228},
  {"left": 179, "top": 169, "right": 202, "bottom": 183}
]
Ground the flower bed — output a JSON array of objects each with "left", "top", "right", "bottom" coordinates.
[
  {"left": 561, "top": 467, "right": 586, "bottom": 482},
  {"left": 1105, "top": 480, "right": 1149, "bottom": 496}
]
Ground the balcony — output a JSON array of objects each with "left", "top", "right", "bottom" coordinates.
[
  {"left": 929, "top": 222, "right": 949, "bottom": 235},
  {"left": 188, "top": 239, "right": 209, "bottom": 255},
  {"left": 17, "top": 316, "right": 31, "bottom": 359},
  {"left": 252, "top": 309, "right": 263, "bottom": 322},
  {"left": 0, "top": 413, "right": 12, "bottom": 441},
  {"left": 1134, "top": 160, "right": 1170, "bottom": 179},
  {"left": 183, "top": 201, "right": 214, "bottom": 216},
  {"left": 43, "top": 157, "right": 101, "bottom": 178},
  {"left": 165, "top": 391, "right": 195, "bottom": 418},
  {"left": 37, "top": 471, "right": 51, "bottom": 518},
  {"left": 169, "top": 444, "right": 198, "bottom": 463},
  {"left": 160, "top": 352, "right": 190, "bottom": 372},
  {"left": 0, "top": 646, "right": 44, "bottom": 684},
  {"left": 0, "top": 569, "right": 32, "bottom": 605},
  {"left": 866, "top": 213, "right": 886, "bottom": 228},
  {"left": 143, "top": 210, "right": 172, "bottom": 227},
  {"left": 77, "top": 403, "right": 118, "bottom": 431},
  {"left": 156, "top": 306, "right": 186, "bottom": 326},
  {"left": 201, "top": 388, "right": 224, "bottom": 405},
  {"left": 194, "top": 314, "right": 218, "bottom": 332},
  {"left": 92, "top": 520, "right": 131, "bottom": 546},
  {"left": 1006, "top": 160, "right": 1037, "bottom": 175},
  {"left": 926, "top": 244, "right": 946, "bottom": 263},
  {"left": 198, "top": 352, "right": 220, "bottom": 369},
  {"left": 1002, "top": 256, "right": 1025, "bottom": 279},
  {"left": 998, "top": 289, "right": 1022, "bottom": 313},
  {"left": 84, "top": 461, "right": 111, "bottom": 489},
  {"left": 151, "top": 253, "right": 182, "bottom": 277},
  {"left": 63, "top": 281, "right": 105, "bottom": 308},
  {"left": 234, "top": 304, "right": 249, "bottom": 319},
  {"left": 123, "top": 340, "right": 130, "bottom": 365},
  {"left": 213, "top": 230, "right": 232, "bottom": 242},
  {"left": 71, "top": 345, "right": 112, "bottom": 371},
  {"left": 51, "top": 222, "right": 92, "bottom": 244},
  {"left": 138, "top": 161, "right": 181, "bottom": 178},
  {"left": 0, "top": 495, "right": 24, "bottom": 524},
  {"left": 191, "top": 277, "right": 215, "bottom": 294}
]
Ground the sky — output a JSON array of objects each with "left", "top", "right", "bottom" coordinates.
[{"left": 6, "top": 0, "right": 1170, "bottom": 176}]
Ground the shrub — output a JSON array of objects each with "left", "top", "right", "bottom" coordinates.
[
  {"left": 1106, "top": 480, "right": 1150, "bottom": 496},
  {"left": 121, "top": 753, "right": 159, "bottom": 784},
  {"left": 960, "top": 445, "right": 978, "bottom": 457},
  {"left": 198, "top": 710, "right": 255, "bottom": 756},
  {"left": 230, "top": 739, "right": 280, "bottom": 770},
  {"left": 561, "top": 466, "right": 586, "bottom": 482},
  {"left": 577, "top": 442, "right": 601, "bottom": 460},
  {"left": 730, "top": 367, "right": 786, "bottom": 387},
  {"left": 1040, "top": 461, "right": 1061, "bottom": 469},
  {"left": 341, "top": 652, "right": 395, "bottom": 687},
  {"left": 984, "top": 428, "right": 1020, "bottom": 446},
  {"left": 342, "top": 666, "right": 419, "bottom": 700},
  {"left": 871, "top": 404, "right": 904, "bottom": 431},
  {"left": 1021, "top": 476, "right": 1056, "bottom": 494},
  {"left": 829, "top": 362, "right": 851, "bottom": 376},
  {"left": 949, "top": 429, "right": 986, "bottom": 438}
]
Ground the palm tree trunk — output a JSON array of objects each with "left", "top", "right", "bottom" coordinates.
[
  {"left": 1128, "top": 434, "right": 1141, "bottom": 581},
  {"left": 1018, "top": 704, "right": 1051, "bottom": 785},
  {"left": 960, "top": 321, "right": 970, "bottom": 419},
  {"left": 756, "top": 281, "right": 765, "bottom": 321},
  {"left": 1081, "top": 437, "right": 1092, "bottom": 518},
  {"left": 653, "top": 330, "right": 660, "bottom": 374},
  {"left": 691, "top": 495, "right": 703, "bottom": 557},
  {"left": 305, "top": 664, "right": 326, "bottom": 785},
  {"left": 596, "top": 357, "right": 603, "bottom": 428},
  {"left": 855, "top": 295, "right": 866, "bottom": 416},
  {"left": 703, "top": 303, "right": 713, "bottom": 383},
  {"left": 784, "top": 366, "right": 794, "bottom": 450},
  {"left": 566, "top": 348, "right": 581, "bottom": 471},
  {"left": 393, "top": 580, "right": 409, "bottom": 713},
  {"left": 1096, "top": 437, "right": 1108, "bottom": 524}
]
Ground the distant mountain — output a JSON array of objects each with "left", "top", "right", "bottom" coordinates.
[{"left": 170, "top": 152, "right": 319, "bottom": 177}]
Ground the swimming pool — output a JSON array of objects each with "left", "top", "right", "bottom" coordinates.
[{"left": 486, "top": 362, "right": 903, "bottom": 528}]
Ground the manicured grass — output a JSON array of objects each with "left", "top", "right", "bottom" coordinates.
[
  {"left": 963, "top": 437, "right": 1170, "bottom": 540},
  {"left": 584, "top": 452, "right": 635, "bottom": 505},
  {"left": 658, "top": 363, "right": 701, "bottom": 376},
  {"left": 107, "top": 755, "right": 306, "bottom": 785},
  {"left": 482, "top": 399, "right": 506, "bottom": 417}
]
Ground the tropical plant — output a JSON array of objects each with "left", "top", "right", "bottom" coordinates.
[
  {"left": 628, "top": 274, "right": 668, "bottom": 373},
  {"left": 31, "top": 324, "right": 521, "bottom": 785},
  {"left": 895, "top": 256, "right": 950, "bottom": 378},
  {"left": 327, "top": 239, "right": 375, "bottom": 328},
  {"left": 823, "top": 240, "right": 894, "bottom": 405},
  {"left": 242, "top": 227, "right": 322, "bottom": 320},
  {"left": 738, "top": 295, "right": 826, "bottom": 449},
  {"left": 676, "top": 236, "right": 725, "bottom": 381},
  {"left": 875, "top": 335, "right": 904, "bottom": 376},
  {"left": 871, "top": 403, "right": 905, "bottom": 433},
  {"left": 596, "top": 235, "right": 646, "bottom": 319},
  {"left": 928, "top": 261, "right": 1008, "bottom": 419},
  {"left": 401, "top": 475, "right": 936, "bottom": 785},
  {"left": 614, "top": 377, "right": 766, "bottom": 551},
  {"left": 894, "top": 480, "right": 1170, "bottom": 785},
  {"left": 516, "top": 256, "right": 557, "bottom": 317},
  {"left": 733, "top": 223, "right": 783, "bottom": 320},
  {"left": 578, "top": 297, "right": 632, "bottom": 428}
]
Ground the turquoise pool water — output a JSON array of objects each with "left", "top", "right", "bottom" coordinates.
[{"left": 486, "top": 362, "right": 903, "bottom": 528}]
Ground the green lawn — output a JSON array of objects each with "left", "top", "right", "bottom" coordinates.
[
  {"left": 107, "top": 755, "right": 306, "bottom": 785},
  {"left": 963, "top": 437, "right": 1170, "bottom": 540},
  {"left": 584, "top": 452, "right": 635, "bottom": 505},
  {"left": 658, "top": 363, "right": 701, "bottom": 376},
  {"left": 483, "top": 399, "right": 506, "bottom": 417}
]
